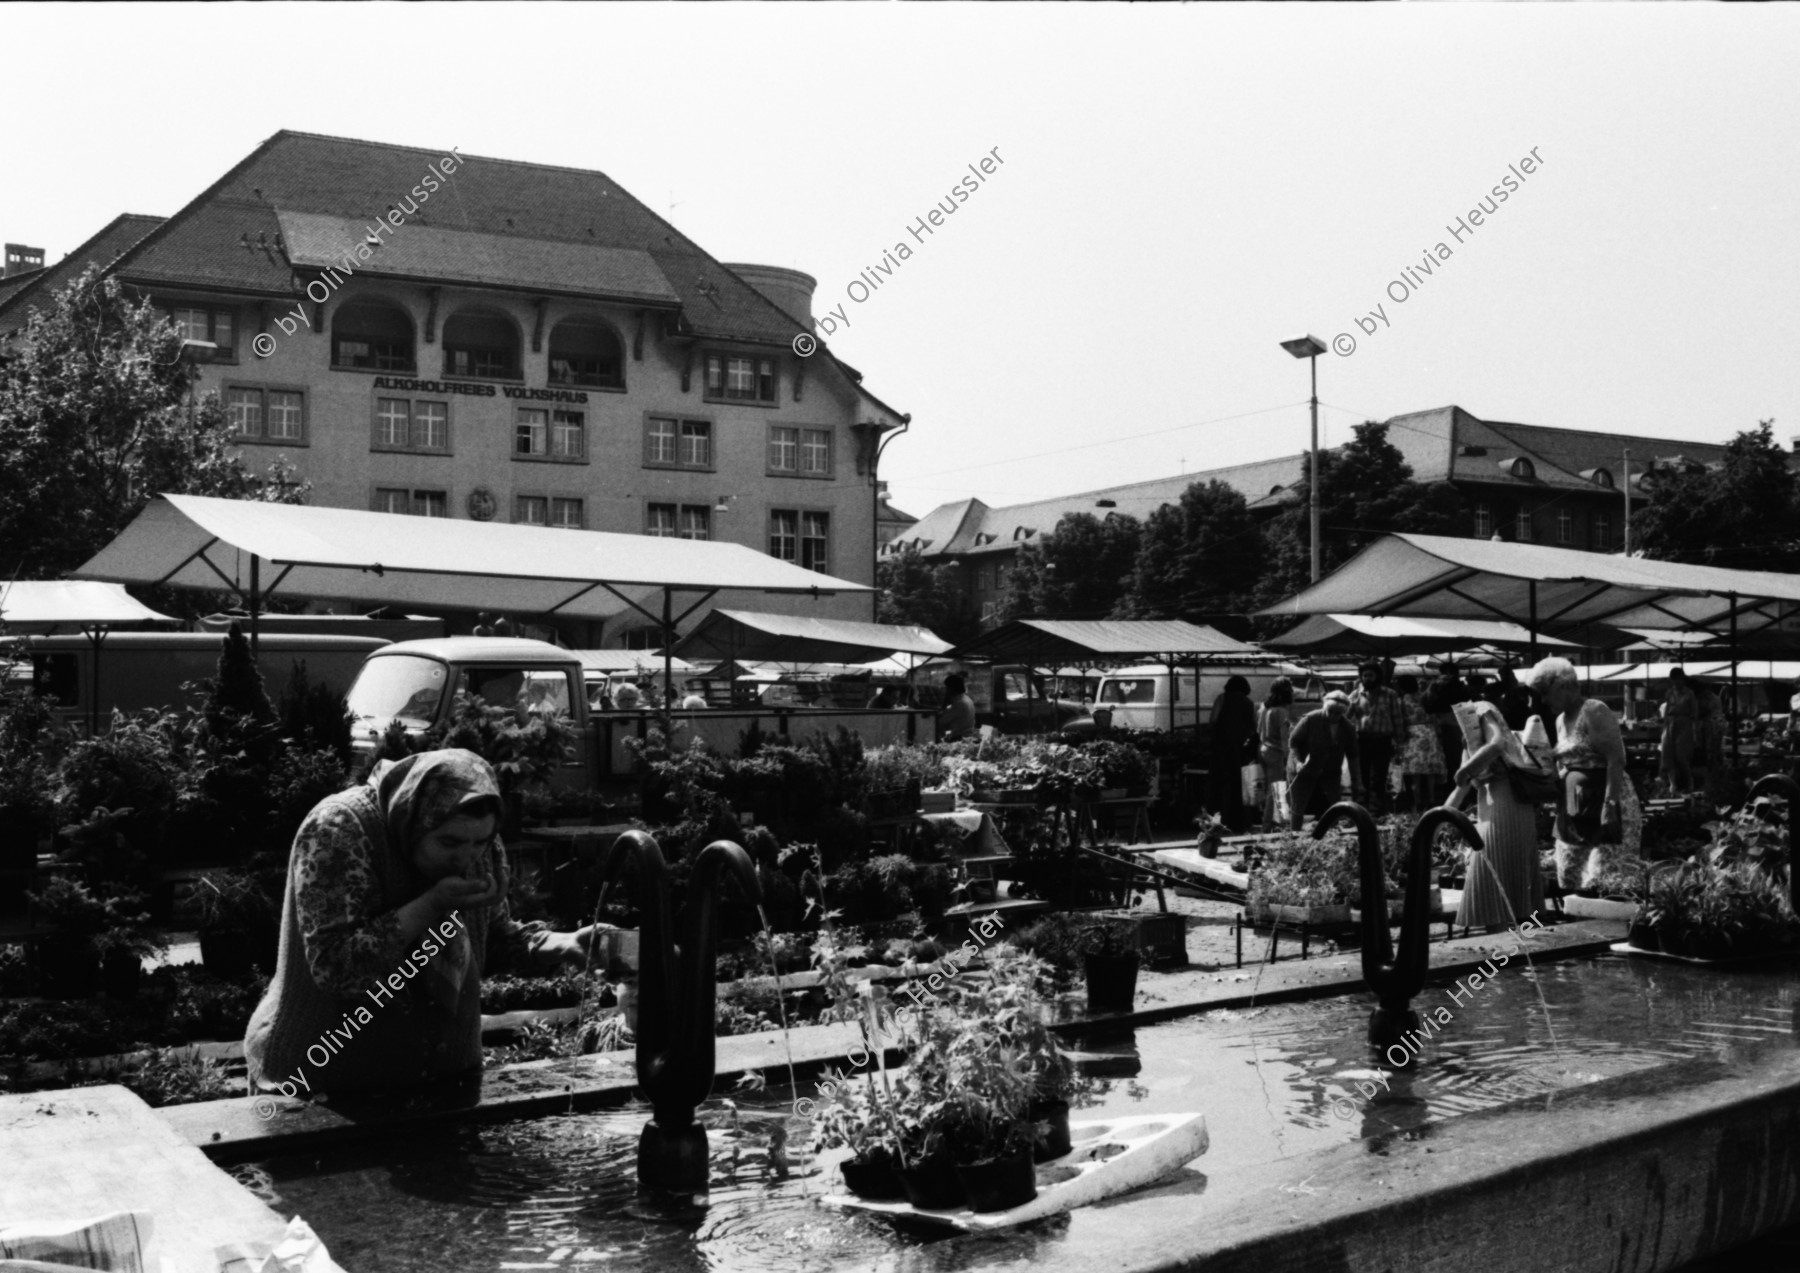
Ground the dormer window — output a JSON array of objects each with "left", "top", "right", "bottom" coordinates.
[
  {"left": 1499, "top": 457, "right": 1536, "bottom": 480},
  {"left": 1095, "top": 498, "right": 1117, "bottom": 509},
  {"left": 1269, "top": 484, "right": 1285, "bottom": 495},
  {"left": 1581, "top": 467, "right": 1615, "bottom": 489},
  {"left": 1013, "top": 526, "right": 1037, "bottom": 541}
]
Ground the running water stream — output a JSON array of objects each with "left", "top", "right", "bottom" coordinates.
[{"left": 756, "top": 906, "right": 808, "bottom": 1191}]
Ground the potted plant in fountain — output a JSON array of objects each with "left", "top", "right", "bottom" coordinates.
[
  {"left": 1081, "top": 917, "right": 1140, "bottom": 1015},
  {"left": 813, "top": 1070, "right": 907, "bottom": 1201},
  {"left": 192, "top": 867, "right": 282, "bottom": 977}
]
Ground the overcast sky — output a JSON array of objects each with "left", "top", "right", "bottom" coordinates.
[{"left": 4, "top": 5, "right": 1796, "bottom": 523}]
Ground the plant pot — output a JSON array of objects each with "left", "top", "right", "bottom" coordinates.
[
  {"left": 35, "top": 932, "right": 101, "bottom": 1000},
  {"left": 897, "top": 1161, "right": 967, "bottom": 1211},
  {"left": 101, "top": 948, "right": 143, "bottom": 999},
  {"left": 1626, "top": 920, "right": 1660, "bottom": 952},
  {"left": 955, "top": 1148, "right": 1038, "bottom": 1214},
  {"left": 1084, "top": 951, "right": 1140, "bottom": 1015},
  {"left": 201, "top": 926, "right": 278, "bottom": 978},
  {"left": 1030, "top": 1098, "right": 1072, "bottom": 1162},
  {"left": 840, "top": 1156, "right": 907, "bottom": 1201}
]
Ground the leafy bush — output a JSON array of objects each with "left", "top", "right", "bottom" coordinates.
[
  {"left": 275, "top": 659, "right": 352, "bottom": 759},
  {"left": 103, "top": 1046, "right": 236, "bottom": 1108},
  {"left": 53, "top": 710, "right": 183, "bottom": 856},
  {"left": 479, "top": 971, "right": 591, "bottom": 1013}
]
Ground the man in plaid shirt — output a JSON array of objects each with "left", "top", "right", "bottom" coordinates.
[{"left": 1349, "top": 662, "right": 1405, "bottom": 812}]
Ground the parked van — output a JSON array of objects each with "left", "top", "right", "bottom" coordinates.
[
  {"left": 1073, "top": 663, "right": 1320, "bottom": 733},
  {"left": 911, "top": 663, "right": 1088, "bottom": 735},
  {"left": 344, "top": 637, "right": 592, "bottom": 785},
  {"left": 25, "top": 632, "right": 390, "bottom": 723}
]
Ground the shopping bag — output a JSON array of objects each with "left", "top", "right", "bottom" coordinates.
[
  {"left": 1241, "top": 762, "right": 1265, "bottom": 806},
  {"left": 1270, "top": 779, "right": 1292, "bottom": 825}
]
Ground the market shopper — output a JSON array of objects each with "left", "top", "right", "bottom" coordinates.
[
  {"left": 1208, "top": 675, "right": 1260, "bottom": 832},
  {"left": 1445, "top": 700, "right": 1545, "bottom": 930},
  {"left": 938, "top": 673, "right": 977, "bottom": 742},
  {"left": 1394, "top": 674, "right": 1447, "bottom": 812},
  {"left": 1659, "top": 667, "right": 1699, "bottom": 795},
  {"left": 1257, "top": 677, "right": 1296, "bottom": 828},
  {"left": 1286, "top": 690, "right": 1362, "bottom": 829},
  {"left": 1526, "top": 656, "right": 1642, "bottom": 892},
  {"left": 1349, "top": 662, "right": 1404, "bottom": 812},
  {"left": 245, "top": 750, "right": 597, "bottom": 1097}
]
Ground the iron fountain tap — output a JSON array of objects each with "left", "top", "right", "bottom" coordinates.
[
  {"left": 1313, "top": 802, "right": 1483, "bottom": 1053},
  {"left": 599, "top": 829, "right": 761, "bottom": 1194}
]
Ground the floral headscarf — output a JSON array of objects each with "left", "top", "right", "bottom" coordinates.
[{"left": 374, "top": 748, "right": 502, "bottom": 854}]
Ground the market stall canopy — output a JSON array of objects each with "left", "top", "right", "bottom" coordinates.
[
  {"left": 72, "top": 495, "right": 870, "bottom": 622},
  {"left": 571, "top": 650, "right": 694, "bottom": 675},
  {"left": 1264, "top": 613, "right": 1578, "bottom": 658},
  {"left": 669, "top": 609, "right": 950, "bottom": 666},
  {"left": 946, "top": 619, "right": 1264, "bottom": 665},
  {"left": 1585, "top": 660, "right": 1800, "bottom": 684},
  {"left": 1255, "top": 534, "right": 1800, "bottom": 636},
  {"left": 0, "top": 580, "right": 177, "bottom": 634}
]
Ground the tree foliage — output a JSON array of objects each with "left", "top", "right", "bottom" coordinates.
[
  {"left": 1255, "top": 421, "right": 1466, "bottom": 608},
  {"left": 1116, "top": 480, "right": 1264, "bottom": 633},
  {"left": 1635, "top": 421, "right": 1800, "bottom": 570},
  {"left": 876, "top": 546, "right": 979, "bottom": 646},
  {"left": 0, "top": 267, "right": 307, "bottom": 580},
  {"left": 1000, "top": 512, "right": 1141, "bottom": 622}
]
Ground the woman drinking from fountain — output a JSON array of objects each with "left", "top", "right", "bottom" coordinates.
[
  {"left": 245, "top": 749, "right": 599, "bottom": 1098},
  {"left": 1526, "top": 656, "right": 1642, "bottom": 893}
]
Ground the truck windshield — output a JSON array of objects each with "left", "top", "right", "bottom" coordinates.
[
  {"left": 1099, "top": 678, "right": 1156, "bottom": 704},
  {"left": 347, "top": 655, "right": 449, "bottom": 728}
]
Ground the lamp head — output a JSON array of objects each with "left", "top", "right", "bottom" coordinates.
[{"left": 1281, "top": 334, "right": 1328, "bottom": 360}]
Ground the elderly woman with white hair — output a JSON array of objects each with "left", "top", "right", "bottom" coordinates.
[{"left": 1525, "top": 655, "right": 1642, "bottom": 891}]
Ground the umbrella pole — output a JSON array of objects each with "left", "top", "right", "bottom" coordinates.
[
  {"left": 1527, "top": 581, "right": 1539, "bottom": 661},
  {"left": 663, "top": 589, "right": 674, "bottom": 710},
  {"left": 248, "top": 554, "right": 261, "bottom": 661},
  {"left": 1730, "top": 596, "right": 1739, "bottom": 764}
]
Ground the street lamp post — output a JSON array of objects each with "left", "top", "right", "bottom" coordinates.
[{"left": 1281, "top": 335, "right": 1328, "bottom": 582}]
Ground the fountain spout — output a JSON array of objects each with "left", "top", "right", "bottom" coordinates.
[
  {"left": 1314, "top": 803, "right": 1482, "bottom": 1051},
  {"left": 600, "top": 830, "right": 761, "bottom": 1194},
  {"left": 1746, "top": 774, "right": 1800, "bottom": 911}
]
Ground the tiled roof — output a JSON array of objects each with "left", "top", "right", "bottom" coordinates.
[
  {"left": 0, "top": 214, "right": 165, "bottom": 336},
  {"left": 107, "top": 131, "right": 806, "bottom": 346},
  {"left": 896, "top": 455, "right": 1307, "bottom": 559}
]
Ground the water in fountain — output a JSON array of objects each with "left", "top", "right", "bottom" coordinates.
[
  {"left": 1458, "top": 843, "right": 1567, "bottom": 1080},
  {"left": 756, "top": 905, "right": 808, "bottom": 1191}
]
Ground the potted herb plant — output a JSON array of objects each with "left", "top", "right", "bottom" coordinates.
[
  {"left": 192, "top": 868, "right": 281, "bottom": 977},
  {"left": 1081, "top": 918, "right": 1140, "bottom": 1015},
  {"left": 813, "top": 1070, "right": 907, "bottom": 1201},
  {"left": 26, "top": 875, "right": 108, "bottom": 999}
]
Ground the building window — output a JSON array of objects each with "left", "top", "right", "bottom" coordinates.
[
  {"left": 770, "top": 510, "right": 829, "bottom": 571},
  {"left": 373, "top": 397, "right": 450, "bottom": 453},
  {"left": 1472, "top": 503, "right": 1492, "bottom": 538},
  {"left": 163, "top": 305, "right": 236, "bottom": 362},
  {"left": 769, "top": 426, "right": 798, "bottom": 474},
  {"left": 331, "top": 300, "right": 415, "bottom": 371},
  {"left": 548, "top": 317, "right": 624, "bottom": 389},
  {"left": 769, "top": 426, "right": 833, "bottom": 476},
  {"left": 1556, "top": 509, "right": 1574, "bottom": 545},
  {"left": 515, "top": 409, "right": 547, "bottom": 457},
  {"left": 1515, "top": 508, "right": 1533, "bottom": 542},
  {"left": 442, "top": 308, "right": 520, "bottom": 380},
  {"left": 375, "top": 488, "right": 447, "bottom": 517},
  {"left": 551, "top": 497, "right": 583, "bottom": 529},
  {"left": 1593, "top": 512, "right": 1612, "bottom": 551},
  {"left": 552, "top": 411, "right": 585, "bottom": 460},
  {"left": 704, "top": 353, "right": 776, "bottom": 403},
  {"left": 226, "top": 387, "right": 306, "bottom": 444},
  {"left": 648, "top": 503, "right": 712, "bottom": 540},
  {"left": 645, "top": 417, "right": 712, "bottom": 470},
  {"left": 516, "top": 495, "right": 548, "bottom": 525}
]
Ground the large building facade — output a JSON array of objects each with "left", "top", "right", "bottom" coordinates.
[
  {"left": 893, "top": 404, "right": 1761, "bottom": 628},
  {"left": 0, "top": 132, "right": 908, "bottom": 645}
]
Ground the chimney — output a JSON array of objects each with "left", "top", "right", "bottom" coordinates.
[
  {"left": 722, "top": 263, "right": 817, "bottom": 328},
  {"left": 4, "top": 244, "right": 45, "bottom": 278},
  {"left": 1790, "top": 436, "right": 1800, "bottom": 454}
]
